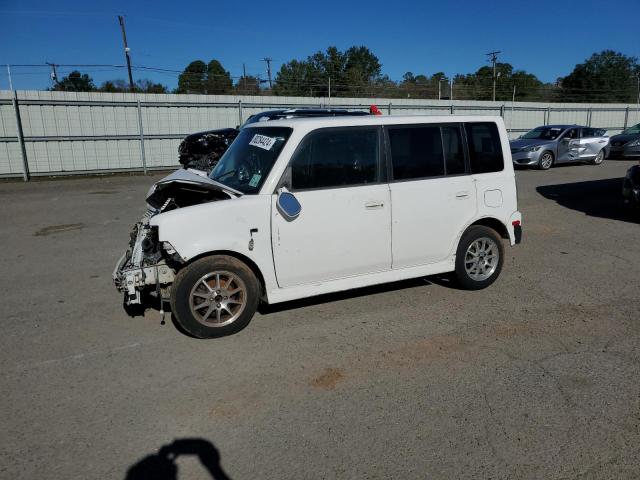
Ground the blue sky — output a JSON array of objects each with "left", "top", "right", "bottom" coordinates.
[{"left": 1, "top": 0, "right": 639, "bottom": 90}]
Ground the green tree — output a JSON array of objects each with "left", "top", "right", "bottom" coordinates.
[
  {"left": 99, "top": 79, "right": 128, "bottom": 92},
  {"left": 135, "top": 79, "right": 168, "bottom": 94},
  {"left": 205, "top": 60, "right": 233, "bottom": 94},
  {"left": 98, "top": 78, "right": 168, "bottom": 93},
  {"left": 176, "top": 59, "right": 233, "bottom": 94},
  {"left": 176, "top": 60, "right": 207, "bottom": 94},
  {"left": 235, "top": 75, "right": 261, "bottom": 95},
  {"left": 452, "top": 63, "right": 544, "bottom": 101},
  {"left": 273, "top": 59, "right": 321, "bottom": 96},
  {"left": 273, "top": 46, "right": 382, "bottom": 97},
  {"left": 560, "top": 50, "right": 639, "bottom": 102},
  {"left": 53, "top": 70, "right": 95, "bottom": 92}
]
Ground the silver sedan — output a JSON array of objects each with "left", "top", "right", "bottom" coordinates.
[{"left": 510, "top": 125, "right": 609, "bottom": 170}]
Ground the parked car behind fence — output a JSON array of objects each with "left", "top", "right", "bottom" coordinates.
[{"left": 510, "top": 125, "right": 609, "bottom": 170}]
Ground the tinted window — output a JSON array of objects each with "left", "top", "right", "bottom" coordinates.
[
  {"left": 564, "top": 128, "right": 578, "bottom": 139},
  {"left": 290, "top": 128, "right": 379, "bottom": 190},
  {"left": 442, "top": 126, "right": 465, "bottom": 175},
  {"left": 582, "top": 127, "right": 596, "bottom": 138},
  {"left": 465, "top": 123, "right": 504, "bottom": 174},
  {"left": 388, "top": 126, "right": 444, "bottom": 180}
]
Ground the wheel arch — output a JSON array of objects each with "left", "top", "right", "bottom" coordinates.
[
  {"left": 466, "top": 217, "right": 510, "bottom": 240},
  {"left": 183, "top": 250, "right": 268, "bottom": 298}
]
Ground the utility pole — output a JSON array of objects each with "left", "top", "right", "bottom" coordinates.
[
  {"left": 118, "top": 15, "right": 135, "bottom": 92},
  {"left": 46, "top": 62, "right": 58, "bottom": 87},
  {"left": 510, "top": 84, "right": 516, "bottom": 134},
  {"left": 243, "top": 63, "right": 247, "bottom": 79},
  {"left": 328, "top": 77, "right": 331, "bottom": 104},
  {"left": 486, "top": 50, "right": 501, "bottom": 102},
  {"left": 6, "top": 65, "right": 13, "bottom": 90},
  {"left": 263, "top": 57, "right": 273, "bottom": 89}
]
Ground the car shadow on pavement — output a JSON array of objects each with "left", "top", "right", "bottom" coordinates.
[
  {"left": 125, "top": 438, "right": 232, "bottom": 480},
  {"left": 536, "top": 177, "right": 639, "bottom": 224}
]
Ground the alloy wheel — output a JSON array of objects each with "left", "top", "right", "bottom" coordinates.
[
  {"left": 464, "top": 237, "right": 500, "bottom": 281},
  {"left": 189, "top": 271, "right": 247, "bottom": 327}
]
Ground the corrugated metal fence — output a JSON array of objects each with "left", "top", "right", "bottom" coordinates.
[{"left": 1, "top": 90, "right": 639, "bottom": 179}]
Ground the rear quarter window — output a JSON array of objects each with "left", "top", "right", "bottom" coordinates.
[{"left": 465, "top": 122, "right": 504, "bottom": 174}]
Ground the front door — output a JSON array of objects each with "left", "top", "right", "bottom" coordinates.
[
  {"left": 271, "top": 127, "right": 392, "bottom": 288},
  {"left": 557, "top": 127, "right": 580, "bottom": 163}
]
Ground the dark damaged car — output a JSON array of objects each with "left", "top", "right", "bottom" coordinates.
[
  {"left": 623, "top": 162, "right": 640, "bottom": 205},
  {"left": 609, "top": 123, "right": 640, "bottom": 159},
  {"left": 177, "top": 108, "right": 369, "bottom": 172}
]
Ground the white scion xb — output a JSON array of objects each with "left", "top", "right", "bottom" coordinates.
[{"left": 114, "top": 115, "right": 522, "bottom": 338}]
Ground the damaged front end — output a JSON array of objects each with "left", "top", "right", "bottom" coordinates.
[
  {"left": 113, "top": 169, "right": 241, "bottom": 314},
  {"left": 113, "top": 212, "right": 178, "bottom": 315}
]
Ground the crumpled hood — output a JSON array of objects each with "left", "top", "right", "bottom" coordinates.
[
  {"left": 146, "top": 169, "right": 243, "bottom": 210},
  {"left": 510, "top": 139, "right": 553, "bottom": 150}
]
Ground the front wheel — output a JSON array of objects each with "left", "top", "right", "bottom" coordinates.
[
  {"left": 454, "top": 226, "right": 504, "bottom": 290},
  {"left": 538, "top": 151, "right": 554, "bottom": 170},
  {"left": 591, "top": 149, "right": 605, "bottom": 165},
  {"left": 170, "top": 255, "right": 260, "bottom": 338}
]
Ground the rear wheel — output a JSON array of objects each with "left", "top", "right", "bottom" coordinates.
[
  {"left": 171, "top": 255, "right": 260, "bottom": 338},
  {"left": 591, "top": 149, "right": 605, "bottom": 165},
  {"left": 538, "top": 151, "right": 554, "bottom": 170},
  {"left": 454, "top": 226, "right": 504, "bottom": 290}
]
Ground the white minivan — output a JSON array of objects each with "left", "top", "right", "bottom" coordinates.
[{"left": 114, "top": 115, "right": 522, "bottom": 338}]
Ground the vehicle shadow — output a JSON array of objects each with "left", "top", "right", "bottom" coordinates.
[
  {"left": 258, "top": 274, "right": 454, "bottom": 315},
  {"left": 124, "top": 438, "right": 232, "bottom": 480},
  {"left": 536, "top": 177, "right": 639, "bottom": 224}
]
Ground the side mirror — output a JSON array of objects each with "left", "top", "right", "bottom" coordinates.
[{"left": 276, "top": 188, "right": 301, "bottom": 221}]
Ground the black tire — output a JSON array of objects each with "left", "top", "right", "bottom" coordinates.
[
  {"left": 170, "top": 255, "right": 260, "bottom": 338},
  {"left": 591, "top": 149, "right": 605, "bottom": 165},
  {"left": 537, "top": 151, "right": 554, "bottom": 170},
  {"left": 454, "top": 225, "right": 504, "bottom": 290}
]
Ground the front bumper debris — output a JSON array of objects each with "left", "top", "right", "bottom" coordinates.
[{"left": 113, "top": 216, "right": 176, "bottom": 306}]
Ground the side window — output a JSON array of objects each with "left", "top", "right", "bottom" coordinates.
[
  {"left": 442, "top": 125, "right": 465, "bottom": 175},
  {"left": 388, "top": 126, "right": 444, "bottom": 180},
  {"left": 565, "top": 128, "right": 578, "bottom": 139},
  {"left": 465, "top": 122, "right": 504, "bottom": 174},
  {"left": 583, "top": 127, "right": 606, "bottom": 137},
  {"left": 290, "top": 128, "right": 379, "bottom": 190}
]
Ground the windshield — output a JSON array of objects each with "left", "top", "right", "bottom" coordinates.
[
  {"left": 622, "top": 123, "right": 640, "bottom": 135},
  {"left": 209, "top": 127, "right": 292, "bottom": 194},
  {"left": 521, "top": 126, "right": 564, "bottom": 140}
]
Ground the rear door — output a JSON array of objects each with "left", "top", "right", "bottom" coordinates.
[
  {"left": 579, "top": 127, "right": 608, "bottom": 160},
  {"left": 387, "top": 123, "right": 477, "bottom": 268},
  {"left": 271, "top": 126, "right": 392, "bottom": 288}
]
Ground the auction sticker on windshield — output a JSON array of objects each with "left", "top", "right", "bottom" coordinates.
[{"left": 249, "top": 134, "right": 276, "bottom": 151}]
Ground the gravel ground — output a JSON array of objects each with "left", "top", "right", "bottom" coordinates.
[{"left": 0, "top": 160, "right": 638, "bottom": 479}]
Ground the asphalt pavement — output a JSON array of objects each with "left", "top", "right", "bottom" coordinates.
[{"left": 0, "top": 160, "right": 639, "bottom": 479}]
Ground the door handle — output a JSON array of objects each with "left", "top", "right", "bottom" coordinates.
[
  {"left": 365, "top": 201, "right": 384, "bottom": 209},
  {"left": 455, "top": 191, "right": 470, "bottom": 199}
]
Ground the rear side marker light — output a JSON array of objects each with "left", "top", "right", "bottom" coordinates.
[{"left": 512, "top": 220, "right": 521, "bottom": 226}]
